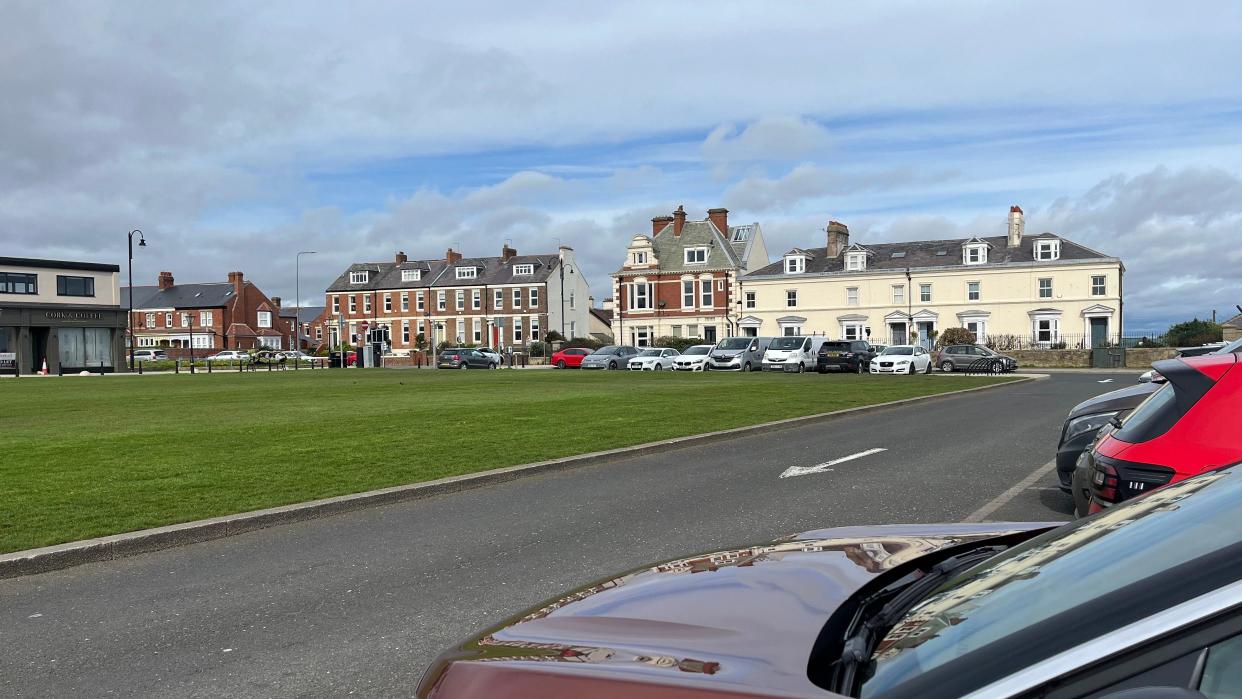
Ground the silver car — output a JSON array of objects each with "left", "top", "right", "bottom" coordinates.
[
  {"left": 706, "top": 337, "right": 774, "bottom": 372},
  {"left": 935, "top": 344, "right": 1018, "bottom": 373},
  {"left": 579, "top": 345, "right": 639, "bottom": 370}
]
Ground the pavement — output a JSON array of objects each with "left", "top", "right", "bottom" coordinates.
[{"left": 0, "top": 370, "right": 1138, "bottom": 697}]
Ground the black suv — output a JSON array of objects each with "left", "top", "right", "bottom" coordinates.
[
  {"left": 437, "top": 348, "right": 497, "bottom": 369},
  {"left": 816, "top": 340, "right": 875, "bottom": 374}
]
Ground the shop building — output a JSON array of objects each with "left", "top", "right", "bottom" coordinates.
[{"left": 0, "top": 257, "right": 128, "bottom": 374}]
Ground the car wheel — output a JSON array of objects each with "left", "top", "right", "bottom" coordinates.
[
  {"left": 742, "top": 362, "right": 752, "bottom": 372},
  {"left": 856, "top": 362, "right": 864, "bottom": 374},
  {"left": 609, "top": 361, "right": 617, "bottom": 370},
  {"left": 940, "top": 360, "right": 954, "bottom": 372},
  {"left": 907, "top": 363, "right": 915, "bottom": 375},
  {"left": 489, "top": 362, "right": 497, "bottom": 370},
  {"left": 459, "top": 364, "right": 468, "bottom": 370},
  {"left": 797, "top": 363, "right": 805, "bottom": 374},
  {"left": 990, "top": 360, "right": 1003, "bottom": 374},
  {"left": 556, "top": 360, "right": 566, "bottom": 369},
  {"left": 924, "top": 361, "right": 933, "bottom": 374},
  {"left": 1071, "top": 465, "right": 1092, "bottom": 518}
]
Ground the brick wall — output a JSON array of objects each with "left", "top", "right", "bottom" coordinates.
[{"left": 1006, "top": 347, "right": 1179, "bottom": 368}]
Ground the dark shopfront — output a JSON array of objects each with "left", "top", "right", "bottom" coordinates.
[{"left": 0, "top": 305, "right": 128, "bottom": 375}]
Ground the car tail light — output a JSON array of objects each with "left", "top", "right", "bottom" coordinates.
[
  {"left": 1089, "top": 453, "right": 1175, "bottom": 504},
  {"left": 452, "top": 354, "right": 460, "bottom": 360}
]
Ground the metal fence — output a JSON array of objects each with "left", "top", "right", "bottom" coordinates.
[{"left": 980, "top": 332, "right": 1172, "bottom": 351}]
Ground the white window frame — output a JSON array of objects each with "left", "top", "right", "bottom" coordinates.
[
  {"left": 180, "top": 312, "right": 191, "bottom": 327},
  {"left": 513, "top": 316, "right": 524, "bottom": 343},
  {"left": 892, "top": 285, "right": 905, "bottom": 305},
  {"left": 455, "top": 267, "right": 477, "bottom": 280},
  {"left": 165, "top": 312, "right": 173, "bottom": 327},
  {"left": 456, "top": 290, "right": 465, "bottom": 311},
  {"left": 919, "top": 283, "right": 932, "bottom": 303},
  {"left": 494, "top": 289, "right": 504, "bottom": 310},
  {"left": 401, "top": 269, "right": 420, "bottom": 282},
  {"left": 402, "top": 320, "right": 410, "bottom": 344},
  {"left": 745, "top": 291, "right": 756, "bottom": 309},
  {"left": 630, "top": 281, "right": 652, "bottom": 310},
  {"left": 684, "top": 247, "right": 708, "bottom": 265},
  {"left": 967, "top": 281, "right": 981, "bottom": 301},
  {"left": 363, "top": 295, "right": 371, "bottom": 313},
  {"left": 964, "top": 244, "right": 988, "bottom": 265},
  {"left": 1035, "top": 240, "right": 1061, "bottom": 261},
  {"left": 633, "top": 251, "right": 648, "bottom": 265},
  {"left": 401, "top": 292, "right": 409, "bottom": 312},
  {"left": 513, "top": 264, "right": 534, "bottom": 276},
  {"left": 512, "top": 288, "right": 522, "bottom": 309},
  {"left": 785, "top": 256, "right": 806, "bottom": 274},
  {"left": 842, "top": 323, "right": 865, "bottom": 341},
  {"left": 456, "top": 319, "right": 465, "bottom": 343},
  {"left": 700, "top": 277, "right": 713, "bottom": 308},
  {"left": 845, "top": 252, "right": 866, "bottom": 271},
  {"left": 416, "top": 291, "right": 425, "bottom": 312},
  {"left": 257, "top": 311, "right": 272, "bottom": 328},
  {"left": 786, "top": 289, "right": 798, "bottom": 308},
  {"left": 384, "top": 294, "right": 392, "bottom": 312},
  {"left": 682, "top": 280, "right": 694, "bottom": 309},
  {"left": 331, "top": 296, "right": 339, "bottom": 314},
  {"left": 349, "top": 271, "right": 369, "bottom": 284},
  {"left": 569, "top": 292, "right": 576, "bottom": 309},
  {"left": 1038, "top": 277, "right": 1053, "bottom": 299},
  {"left": 200, "top": 310, "right": 213, "bottom": 326},
  {"left": 437, "top": 291, "right": 446, "bottom": 311},
  {"left": 530, "top": 288, "right": 539, "bottom": 308},
  {"left": 1035, "top": 317, "right": 1060, "bottom": 344},
  {"left": 846, "top": 287, "right": 859, "bottom": 306},
  {"left": 472, "top": 318, "right": 482, "bottom": 343},
  {"left": 531, "top": 316, "right": 540, "bottom": 341},
  {"left": 1091, "top": 275, "right": 1107, "bottom": 296},
  {"left": 470, "top": 289, "right": 480, "bottom": 310}
]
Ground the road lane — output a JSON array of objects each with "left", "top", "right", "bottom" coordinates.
[{"left": 0, "top": 371, "right": 1136, "bottom": 698}]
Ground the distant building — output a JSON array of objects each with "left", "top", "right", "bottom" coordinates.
[
  {"left": 279, "top": 305, "right": 326, "bottom": 350},
  {"left": 124, "top": 270, "right": 291, "bottom": 352},
  {"left": 611, "top": 206, "right": 769, "bottom": 346},
  {"left": 587, "top": 297, "right": 613, "bottom": 342},
  {"left": 0, "top": 256, "right": 127, "bottom": 374},
  {"left": 324, "top": 245, "right": 591, "bottom": 354},
  {"left": 740, "top": 207, "right": 1125, "bottom": 348},
  {"left": 1224, "top": 312, "right": 1242, "bottom": 342}
]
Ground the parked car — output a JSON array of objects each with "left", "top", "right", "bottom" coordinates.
[
  {"left": 579, "top": 345, "right": 639, "bottom": 370},
  {"left": 870, "top": 345, "right": 932, "bottom": 374},
  {"left": 279, "top": 350, "right": 316, "bottom": 362},
  {"left": 672, "top": 344, "right": 714, "bottom": 371},
  {"left": 345, "top": 350, "right": 357, "bottom": 366},
  {"left": 935, "top": 343, "right": 1018, "bottom": 373},
  {"left": 437, "top": 348, "right": 497, "bottom": 369},
  {"left": 130, "top": 349, "right": 167, "bottom": 362},
  {"left": 627, "top": 347, "right": 679, "bottom": 371},
  {"left": 476, "top": 347, "right": 504, "bottom": 366},
  {"left": 762, "top": 336, "right": 829, "bottom": 373},
  {"left": 550, "top": 347, "right": 591, "bottom": 369},
  {"left": 707, "top": 336, "right": 773, "bottom": 372},
  {"left": 1084, "top": 352, "right": 1242, "bottom": 514},
  {"left": 205, "top": 350, "right": 250, "bottom": 363},
  {"left": 816, "top": 339, "right": 876, "bottom": 374},
  {"left": 419, "top": 463, "right": 1242, "bottom": 699}
]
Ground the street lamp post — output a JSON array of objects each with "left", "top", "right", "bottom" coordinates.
[
  {"left": 127, "top": 229, "right": 147, "bottom": 370},
  {"left": 905, "top": 267, "right": 914, "bottom": 347},
  {"left": 296, "top": 251, "right": 317, "bottom": 353},
  {"left": 187, "top": 315, "right": 195, "bottom": 372}
]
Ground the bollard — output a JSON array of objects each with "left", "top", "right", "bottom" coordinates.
[
  {"left": 238, "top": 359, "right": 242, "bottom": 373},
  {"left": 138, "top": 361, "right": 143, "bottom": 375},
  {"left": 175, "top": 360, "right": 180, "bottom": 374},
  {"left": 207, "top": 360, "right": 212, "bottom": 374},
  {"left": 190, "top": 359, "right": 195, "bottom": 374},
  {"left": 100, "top": 361, "right": 105, "bottom": 376}
]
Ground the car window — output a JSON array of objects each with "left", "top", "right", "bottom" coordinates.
[
  {"left": 769, "top": 337, "right": 803, "bottom": 350},
  {"left": 881, "top": 346, "right": 913, "bottom": 356},
  {"left": 1113, "top": 384, "right": 1189, "bottom": 443},
  {"left": 683, "top": 346, "right": 710, "bottom": 355},
  {"left": 822, "top": 342, "right": 850, "bottom": 352},
  {"left": 718, "top": 338, "right": 751, "bottom": 350},
  {"left": 1200, "top": 633, "right": 1242, "bottom": 697}
]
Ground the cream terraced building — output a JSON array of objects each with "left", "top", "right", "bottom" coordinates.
[{"left": 739, "top": 208, "right": 1124, "bottom": 348}]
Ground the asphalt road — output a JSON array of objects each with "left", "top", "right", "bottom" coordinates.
[{"left": 0, "top": 371, "right": 1137, "bottom": 697}]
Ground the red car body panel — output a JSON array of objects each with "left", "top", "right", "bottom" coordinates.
[
  {"left": 551, "top": 348, "right": 590, "bottom": 368},
  {"left": 418, "top": 523, "right": 1055, "bottom": 698}
]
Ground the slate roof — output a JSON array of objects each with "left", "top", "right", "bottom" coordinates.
[
  {"left": 745, "top": 234, "right": 1115, "bottom": 279},
  {"left": 325, "top": 254, "right": 562, "bottom": 293},
  {"left": 616, "top": 220, "right": 742, "bottom": 275},
  {"left": 278, "top": 306, "right": 325, "bottom": 324},
  {"left": 122, "top": 283, "right": 239, "bottom": 309},
  {"left": 1223, "top": 312, "right": 1242, "bottom": 329},
  {"left": 590, "top": 307, "right": 613, "bottom": 327}
]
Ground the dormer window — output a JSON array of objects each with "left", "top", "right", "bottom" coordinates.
[
  {"left": 684, "top": 247, "right": 708, "bottom": 265},
  {"left": 845, "top": 252, "right": 867, "bottom": 272},
  {"left": 349, "top": 271, "right": 369, "bottom": 284},
  {"left": 963, "top": 243, "right": 988, "bottom": 265},
  {"left": 401, "top": 269, "right": 420, "bottom": 282},
  {"left": 632, "top": 251, "right": 648, "bottom": 265},
  {"left": 1035, "top": 239, "right": 1061, "bottom": 261},
  {"left": 731, "top": 226, "right": 751, "bottom": 242},
  {"left": 513, "top": 264, "right": 534, "bottom": 275},
  {"left": 785, "top": 255, "right": 806, "bottom": 274},
  {"left": 455, "top": 267, "right": 477, "bottom": 280}
]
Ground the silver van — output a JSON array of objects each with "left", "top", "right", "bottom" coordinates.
[
  {"left": 707, "top": 336, "right": 774, "bottom": 372},
  {"left": 762, "top": 336, "right": 830, "bottom": 373}
]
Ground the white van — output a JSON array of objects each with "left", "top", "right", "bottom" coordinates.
[{"left": 762, "top": 336, "right": 830, "bottom": 373}]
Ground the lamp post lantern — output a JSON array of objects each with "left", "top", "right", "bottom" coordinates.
[{"left": 127, "top": 229, "right": 147, "bottom": 370}]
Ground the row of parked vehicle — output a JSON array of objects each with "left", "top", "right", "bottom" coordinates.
[
  {"left": 549, "top": 336, "right": 1020, "bottom": 375},
  {"left": 420, "top": 341, "right": 1242, "bottom": 699},
  {"left": 130, "top": 348, "right": 320, "bottom": 364}
]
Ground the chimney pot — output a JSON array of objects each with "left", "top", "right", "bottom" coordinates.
[
  {"left": 1007, "top": 206, "right": 1025, "bottom": 248},
  {"left": 271, "top": 296, "right": 281, "bottom": 308},
  {"left": 501, "top": 244, "right": 517, "bottom": 263},
  {"left": 446, "top": 248, "right": 463, "bottom": 264},
  {"left": 707, "top": 207, "right": 729, "bottom": 237},
  {"left": 157, "top": 271, "right": 175, "bottom": 289},
  {"left": 651, "top": 215, "right": 674, "bottom": 236},
  {"left": 826, "top": 220, "right": 850, "bottom": 257},
  {"left": 230, "top": 271, "right": 244, "bottom": 297},
  {"left": 673, "top": 204, "right": 687, "bottom": 236},
  {"left": 395, "top": 251, "right": 407, "bottom": 264}
]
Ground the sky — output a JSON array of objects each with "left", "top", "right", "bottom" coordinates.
[{"left": 3, "top": 1, "right": 1242, "bottom": 331}]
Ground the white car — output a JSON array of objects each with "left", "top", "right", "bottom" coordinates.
[
  {"left": 870, "top": 345, "right": 933, "bottom": 374},
  {"left": 206, "top": 350, "right": 251, "bottom": 363},
  {"left": 131, "top": 349, "right": 167, "bottom": 362},
  {"left": 476, "top": 347, "right": 504, "bottom": 366},
  {"left": 672, "top": 345, "right": 713, "bottom": 371},
  {"left": 280, "top": 351, "right": 317, "bottom": 361},
  {"left": 628, "top": 347, "right": 679, "bottom": 371}
]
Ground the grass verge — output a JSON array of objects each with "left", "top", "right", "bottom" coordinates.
[{"left": 0, "top": 369, "right": 1015, "bottom": 552}]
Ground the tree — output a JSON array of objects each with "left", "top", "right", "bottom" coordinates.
[
  {"left": 414, "top": 333, "right": 427, "bottom": 352},
  {"left": 1165, "top": 319, "right": 1223, "bottom": 348},
  {"left": 654, "top": 336, "right": 708, "bottom": 352},
  {"left": 937, "top": 326, "right": 976, "bottom": 347},
  {"left": 544, "top": 330, "right": 565, "bottom": 343},
  {"left": 563, "top": 336, "right": 605, "bottom": 350}
]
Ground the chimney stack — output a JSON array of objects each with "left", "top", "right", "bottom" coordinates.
[
  {"left": 271, "top": 296, "right": 281, "bottom": 308},
  {"left": 1007, "top": 206, "right": 1024, "bottom": 248},
  {"left": 446, "top": 248, "right": 463, "bottom": 264},
  {"left": 227, "top": 271, "right": 244, "bottom": 297},
  {"left": 501, "top": 244, "right": 518, "bottom": 263},
  {"left": 826, "top": 221, "right": 850, "bottom": 257},
  {"left": 157, "top": 271, "right": 174, "bottom": 289},
  {"left": 395, "top": 251, "right": 407, "bottom": 264},
  {"left": 707, "top": 207, "right": 729, "bottom": 236},
  {"left": 651, "top": 215, "right": 674, "bottom": 235},
  {"left": 673, "top": 205, "right": 687, "bottom": 236}
]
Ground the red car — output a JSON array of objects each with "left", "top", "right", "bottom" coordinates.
[
  {"left": 1088, "top": 352, "right": 1242, "bottom": 512},
  {"left": 550, "top": 347, "right": 591, "bottom": 369}
]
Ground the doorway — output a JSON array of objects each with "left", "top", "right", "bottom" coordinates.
[
  {"left": 1090, "top": 317, "right": 1108, "bottom": 348},
  {"left": 30, "top": 327, "right": 49, "bottom": 373},
  {"left": 703, "top": 325, "right": 717, "bottom": 343},
  {"left": 917, "top": 321, "right": 935, "bottom": 350},
  {"left": 889, "top": 322, "right": 907, "bottom": 346}
]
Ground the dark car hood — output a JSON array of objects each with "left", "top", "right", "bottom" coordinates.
[
  {"left": 1068, "top": 382, "right": 1160, "bottom": 420},
  {"left": 420, "top": 522, "right": 1055, "bottom": 698}
]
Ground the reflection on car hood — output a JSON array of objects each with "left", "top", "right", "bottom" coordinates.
[
  {"left": 420, "top": 523, "right": 1053, "bottom": 697},
  {"left": 1068, "top": 382, "right": 1160, "bottom": 420}
]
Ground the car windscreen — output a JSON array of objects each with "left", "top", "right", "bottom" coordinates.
[
  {"left": 1111, "top": 382, "right": 1202, "bottom": 443},
  {"left": 768, "top": 337, "right": 803, "bottom": 350},
  {"left": 683, "top": 346, "right": 710, "bottom": 355},
  {"left": 821, "top": 342, "right": 851, "bottom": 353},
  {"left": 862, "top": 468, "right": 1242, "bottom": 698},
  {"left": 880, "top": 346, "right": 913, "bottom": 356},
  {"left": 590, "top": 346, "right": 617, "bottom": 355},
  {"left": 637, "top": 350, "right": 661, "bottom": 357},
  {"left": 717, "top": 338, "right": 751, "bottom": 350}
]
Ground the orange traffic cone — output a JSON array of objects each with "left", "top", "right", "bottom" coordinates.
[{"left": 40, "top": 359, "right": 49, "bottom": 375}]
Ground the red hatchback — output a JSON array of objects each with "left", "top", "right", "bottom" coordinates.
[
  {"left": 1088, "top": 352, "right": 1242, "bottom": 512},
  {"left": 550, "top": 347, "right": 591, "bottom": 369}
]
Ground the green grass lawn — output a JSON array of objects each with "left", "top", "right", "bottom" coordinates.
[{"left": 0, "top": 369, "right": 1016, "bottom": 553}]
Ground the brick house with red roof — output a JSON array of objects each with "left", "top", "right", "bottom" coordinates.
[{"left": 123, "top": 270, "right": 291, "bottom": 352}]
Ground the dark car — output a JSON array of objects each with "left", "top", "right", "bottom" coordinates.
[
  {"left": 817, "top": 340, "right": 876, "bottom": 374},
  {"left": 437, "top": 348, "right": 496, "bottom": 369},
  {"left": 934, "top": 343, "right": 1017, "bottom": 373},
  {"left": 1085, "top": 353, "right": 1242, "bottom": 514},
  {"left": 420, "top": 464, "right": 1242, "bottom": 699}
]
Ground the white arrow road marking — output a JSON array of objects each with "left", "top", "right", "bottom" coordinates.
[
  {"left": 779, "top": 448, "right": 888, "bottom": 478},
  {"left": 1098, "top": 379, "right": 1114, "bottom": 383}
]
